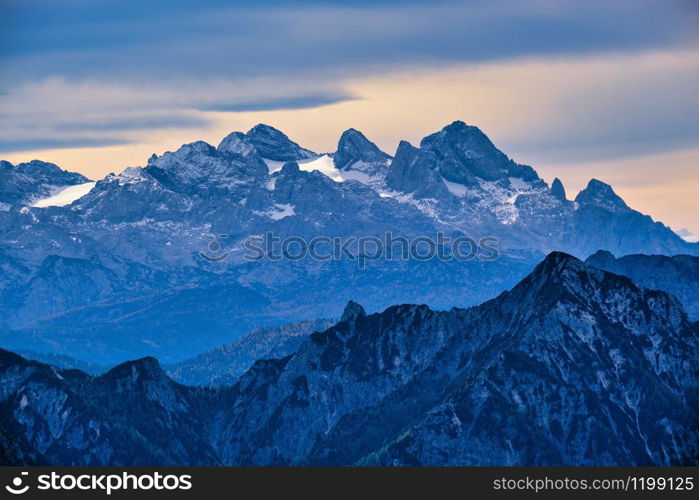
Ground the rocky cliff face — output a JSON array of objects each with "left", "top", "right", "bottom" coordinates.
[
  {"left": 244, "top": 124, "right": 317, "bottom": 162},
  {"left": 362, "top": 253, "right": 698, "bottom": 465},
  {"left": 586, "top": 250, "right": 699, "bottom": 319},
  {"left": 333, "top": 128, "right": 391, "bottom": 171},
  {"left": 1, "top": 253, "right": 696, "bottom": 466},
  {"left": 0, "top": 349, "right": 225, "bottom": 465},
  {"left": 214, "top": 252, "right": 698, "bottom": 466}
]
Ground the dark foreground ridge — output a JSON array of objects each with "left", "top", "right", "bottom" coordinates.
[{"left": 0, "top": 252, "right": 697, "bottom": 466}]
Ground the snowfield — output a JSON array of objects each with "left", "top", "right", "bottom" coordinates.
[{"left": 32, "top": 182, "right": 97, "bottom": 208}]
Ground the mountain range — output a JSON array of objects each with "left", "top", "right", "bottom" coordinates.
[
  {"left": 1, "top": 253, "right": 696, "bottom": 466},
  {"left": 1, "top": 121, "right": 697, "bottom": 364},
  {"left": 165, "top": 318, "right": 335, "bottom": 386},
  {"left": 0, "top": 160, "right": 89, "bottom": 208},
  {"left": 16, "top": 243, "right": 699, "bottom": 386},
  {"left": 586, "top": 250, "right": 699, "bottom": 320}
]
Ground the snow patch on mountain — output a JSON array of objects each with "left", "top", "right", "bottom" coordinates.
[
  {"left": 30, "top": 182, "right": 96, "bottom": 208},
  {"left": 266, "top": 155, "right": 384, "bottom": 188},
  {"left": 442, "top": 177, "right": 468, "bottom": 197},
  {"left": 259, "top": 203, "right": 295, "bottom": 220},
  {"left": 115, "top": 167, "right": 150, "bottom": 185},
  {"left": 477, "top": 180, "right": 524, "bottom": 224},
  {"left": 264, "top": 156, "right": 337, "bottom": 177},
  {"left": 297, "top": 155, "right": 337, "bottom": 178},
  {"left": 508, "top": 177, "right": 531, "bottom": 190},
  {"left": 391, "top": 194, "right": 441, "bottom": 220},
  {"left": 263, "top": 159, "right": 286, "bottom": 174},
  {"left": 264, "top": 176, "right": 277, "bottom": 191},
  {"left": 334, "top": 168, "right": 376, "bottom": 184}
]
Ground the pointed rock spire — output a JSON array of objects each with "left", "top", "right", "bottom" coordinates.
[
  {"left": 385, "top": 141, "right": 449, "bottom": 198},
  {"left": 333, "top": 128, "right": 391, "bottom": 170},
  {"left": 511, "top": 251, "right": 592, "bottom": 299},
  {"left": 340, "top": 300, "right": 366, "bottom": 323},
  {"left": 539, "top": 251, "right": 585, "bottom": 272},
  {"left": 101, "top": 356, "right": 171, "bottom": 391},
  {"left": 550, "top": 177, "right": 567, "bottom": 201},
  {"left": 585, "top": 250, "right": 623, "bottom": 274},
  {"left": 575, "top": 179, "right": 629, "bottom": 212}
]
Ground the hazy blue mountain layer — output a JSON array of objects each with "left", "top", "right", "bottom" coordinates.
[
  {"left": 166, "top": 318, "right": 335, "bottom": 386},
  {"left": 1, "top": 121, "right": 696, "bottom": 362},
  {"left": 0, "top": 253, "right": 695, "bottom": 466},
  {"left": 586, "top": 250, "right": 699, "bottom": 319}
]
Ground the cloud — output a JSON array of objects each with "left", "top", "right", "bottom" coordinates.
[
  {"left": 207, "top": 49, "right": 698, "bottom": 164},
  {"left": 0, "top": 76, "right": 352, "bottom": 153},
  {"left": 0, "top": 138, "right": 131, "bottom": 154},
  {"left": 4, "top": 48, "right": 696, "bottom": 168},
  {"left": 50, "top": 115, "right": 211, "bottom": 133},
  {"left": 1, "top": 0, "right": 697, "bottom": 156},
  {"left": 471, "top": 50, "right": 699, "bottom": 164},
  {"left": 197, "top": 94, "right": 355, "bottom": 112},
  {"left": 2, "top": 0, "right": 697, "bottom": 85}
]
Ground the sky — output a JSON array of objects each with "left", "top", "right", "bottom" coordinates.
[{"left": 1, "top": 0, "right": 698, "bottom": 236}]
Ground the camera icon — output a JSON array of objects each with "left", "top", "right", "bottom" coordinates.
[
  {"left": 199, "top": 234, "right": 230, "bottom": 262},
  {"left": 5, "top": 471, "right": 29, "bottom": 495}
]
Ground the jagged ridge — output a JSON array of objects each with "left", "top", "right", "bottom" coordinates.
[{"left": 0, "top": 253, "right": 695, "bottom": 466}]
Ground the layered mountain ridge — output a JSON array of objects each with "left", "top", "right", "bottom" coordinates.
[
  {"left": 1, "top": 121, "right": 696, "bottom": 363},
  {"left": 586, "top": 250, "right": 699, "bottom": 319},
  {"left": 0, "top": 253, "right": 696, "bottom": 466},
  {"left": 165, "top": 318, "right": 336, "bottom": 386}
]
